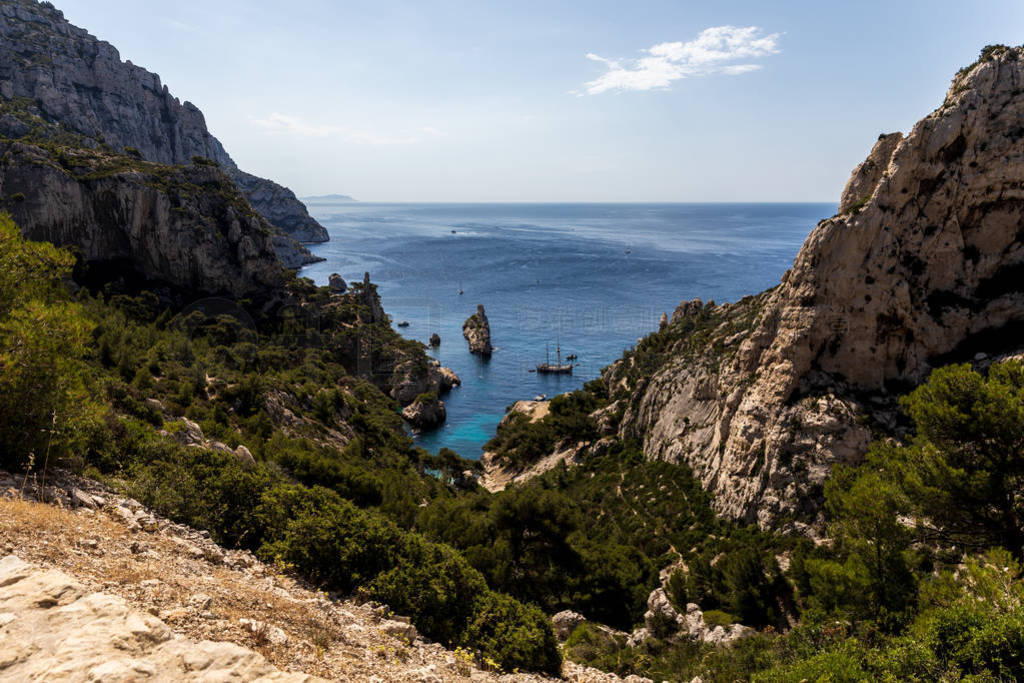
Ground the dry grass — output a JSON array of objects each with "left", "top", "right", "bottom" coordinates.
[{"left": 0, "top": 497, "right": 535, "bottom": 682}]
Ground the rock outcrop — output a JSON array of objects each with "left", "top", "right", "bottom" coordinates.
[
  {"left": 358, "top": 272, "right": 387, "bottom": 324},
  {"left": 605, "top": 45, "right": 1024, "bottom": 529},
  {"left": 228, "top": 169, "right": 328, "bottom": 243},
  {"left": 390, "top": 359, "right": 461, "bottom": 405},
  {"left": 838, "top": 132, "right": 903, "bottom": 213},
  {"left": 401, "top": 394, "right": 446, "bottom": 430},
  {"left": 463, "top": 304, "right": 493, "bottom": 356},
  {"left": 0, "top": 0, "right": 328, "bottom": 260},
  {"left": 429, "top": 332, "right": 441, "bottom": 347},
  {"left": 626, "top": 589, "right": 751, "bottom": 648}
]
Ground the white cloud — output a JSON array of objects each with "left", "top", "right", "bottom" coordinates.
[
  {"left": 721, "top": 64, "right": 762, "bottom": 75},
  {"left": 583, "top": 26, "right": 780, "bottom": 95},
  {"left": 161, "top": 18, "right": 199, "bottom": 33},
  {"left": 250, "top": 113, "right": 428, "bottom": 145}
]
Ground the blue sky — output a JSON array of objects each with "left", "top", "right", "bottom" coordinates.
[{"left": 54, "top": 0, "right": 1024, "bottom": 202}]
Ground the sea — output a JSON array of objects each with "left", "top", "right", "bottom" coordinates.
[{"left": 299, "top": 202, "right": 834, "bottom": 460}]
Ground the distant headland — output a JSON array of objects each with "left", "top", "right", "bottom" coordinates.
[{"left": 302, "top": 193, "right": 358, "bottom": 202}]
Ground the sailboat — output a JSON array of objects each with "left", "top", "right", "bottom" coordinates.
[{"left": 536, "top": 342, "right": 574, "bottom": 374}]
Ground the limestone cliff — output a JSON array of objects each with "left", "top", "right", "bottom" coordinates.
[
  {"left": 0, "top": 0, "right": 328, "bottom": 259},
  {"left": 0, "top": 140, "right": 285, "bottom": 297},
  {"left": 602, "top": 45, "right": 1024, "bottom": 529}
]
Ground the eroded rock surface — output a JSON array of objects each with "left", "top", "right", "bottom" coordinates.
[
  {"left": 606, "top": 46, "right": 1024, "bottom": 529},
  {"left": 0, "top": 555, "right": 318, "bottom": 681}
]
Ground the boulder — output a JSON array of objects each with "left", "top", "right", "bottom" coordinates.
[
  {"left": 552, "top": 610, "right": 586, "bottom": 641},
  {"left": 380, "top": 618, "right": 418, "bottom": 643},
  {"left": 328, "top": 273, "right": 347, "bottom": 293},
  {"left": 234, "top": 445, "right": 255, "bottom": 468}
]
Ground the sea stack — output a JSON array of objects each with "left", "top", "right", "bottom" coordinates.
[
  {"left": 462, "top": 305, "right": 492, "bottom": 356},
  {"left": 429, "top": 332, "right": 441, "bottom": 347}
]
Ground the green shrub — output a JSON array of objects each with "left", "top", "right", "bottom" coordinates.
[
  {"left": 460, "top": 591, "right": 561, "bottom": 675},
  {"left": 190, "top": 155, "right": 220, "bottom": 167},
  {"left": 702, "top": 610, "right": 735, "bottom": 628},
  {"left": 371, "top": 534, "right": 487, "bottom": 644},
  {"left": 256, "top": 484, "right": 400, "bottom": 592},
  {"left": 0, "top": 214, "right": 93, "bottom": 469}
]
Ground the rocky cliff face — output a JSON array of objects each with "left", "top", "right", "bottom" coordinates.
[
  {"left": 606, "top": 46, "right": 1024, "bottom": 530},
  {"left": 230, "top": 169, "right": 328, "bottom": 244},
  {"left": 0, "top": 0, "right": 328, "bottom": 253},
  {"left": 0, "top": 140, "right": 285, "bottom": 297}
]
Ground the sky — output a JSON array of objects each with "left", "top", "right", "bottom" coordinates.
[{"left": 52, "top": 0, "right": 1024, "bottom": 202}]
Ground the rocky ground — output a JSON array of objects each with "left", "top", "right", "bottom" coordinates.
[{"left": 0, "top": 469, "right": 644, "bottom": 682}]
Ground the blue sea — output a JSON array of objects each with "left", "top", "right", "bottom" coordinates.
[{"left": 300, "top": 202, "right": 834, "bottom": 459}]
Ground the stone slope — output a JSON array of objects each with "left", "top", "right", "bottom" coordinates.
[
  {"left": 0, "top": 555, "right": 318, "bottom": 682},
  {"left": 605, "top": 45, "right": 1024, "bottom": 529},
  {"left": 0, "top": 472, "right": 635, "bottom": 682},
  {"left": 0, "top": 0, "right": 328, "bottom": 251}
]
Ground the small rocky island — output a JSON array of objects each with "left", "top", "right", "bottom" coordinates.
[
  {"left": 462, "top": 304, "right": 493, "bottom": 356},
  {"left": 401, "top": 393, "right": 447, "bottom": 430}
]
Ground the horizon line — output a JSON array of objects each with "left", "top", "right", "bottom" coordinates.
[{"left": 299, "top": 199, "right": 840, "bottom": 205}]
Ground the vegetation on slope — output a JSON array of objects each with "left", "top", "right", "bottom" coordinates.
[
  {"left": 483, "top": 326, "right": 1024, "bottom": 679},
  {"left": 0, "top": 215, "right": 558, "bottom": 674}
]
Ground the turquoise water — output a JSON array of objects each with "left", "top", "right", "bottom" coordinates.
[{"left": 300, "top": 202, "right": 834, "bottom": 459}]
